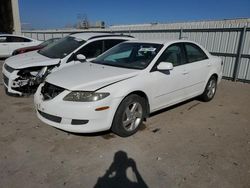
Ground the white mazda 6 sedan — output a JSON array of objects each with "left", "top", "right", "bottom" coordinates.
[{"left": 34, "top": 40, "right": 223, "bottom": 137}]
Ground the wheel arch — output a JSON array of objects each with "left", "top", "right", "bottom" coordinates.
[
  {"left": 110, "top": 90, "right": 150, "bottom": 136},
  {"left": 128, "top": 90, "right": 150, "bottom": 118},
  {"left": 200, "top": 73, "right": 218, "bottom": 102},
  {"left": 115, "top": 90, "right": 150, "bottom": 119},
  {"left": 211, "top": 73, "right": 218, "bottom": 81},
  {"left": 203, "top": 73, "right": 219, "bottom": 90}
]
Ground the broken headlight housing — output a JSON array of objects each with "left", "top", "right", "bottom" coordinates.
[
  {"left": 18, "top": 66, "right": 44, "bottom": 78},
  {"left": 63, "top": 91, "right": 110, "bottom": 102},
  {"left": 17, "top": 66, "right": 50, "bottom": 86},
  {"left": 12, "top": 66, "right": 54, "bottom": 94},
  {"left": 36, "top": 67, "right": 48, "bottom": 79}
]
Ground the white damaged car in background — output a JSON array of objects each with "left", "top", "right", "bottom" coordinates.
[
  {"left": 2, "top": 33, "right": 134, "bottom": 96},
  {"left": 34, "top": 40, "right": 223, "bottom": 137}
]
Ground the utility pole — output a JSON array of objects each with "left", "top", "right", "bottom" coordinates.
[{"left": 11, "top": 0, "right": 21, "bottom": 34}]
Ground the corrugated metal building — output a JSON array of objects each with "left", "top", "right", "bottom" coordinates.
[{"left": 22, "top": 18, "right": 250, "bottom": 82}]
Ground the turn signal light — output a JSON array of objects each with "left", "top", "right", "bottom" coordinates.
[{"left": 95, "top": 106, "right": 110, "bottom": 111}]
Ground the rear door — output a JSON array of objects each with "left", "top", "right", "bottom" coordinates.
[
  {"left": 0, "top": 36, "right": 9, "bottom": 57},
  {"left": 182, "top": 43, "right": 210, "bottom": 98}
]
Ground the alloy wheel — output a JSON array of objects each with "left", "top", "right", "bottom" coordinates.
[
  {"left": 207, "top": 79, "right": 216, "bottom": 99},
  {"left": 122, "top": 102, "right": 143, "bottom": 131}
]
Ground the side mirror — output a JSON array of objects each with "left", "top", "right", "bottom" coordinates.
[
  {"left": 76, "top": 54, "right": 86, "bottom": 62},
  {"left": 157, "top": 62, "right": 173, "bottom": 71}
]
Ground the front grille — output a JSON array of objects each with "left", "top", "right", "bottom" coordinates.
[
  {"left": 4, "top": 64, "right": 15, "bottom": 73},
  {"left": 3, "top": 74, "right": 9, "bottom": 86},
  {"left": 38, "top": 110, "right": 62, "bottom": 123},
  {"left": 41, "top": 82, "right": 65, "bottom": 100}
]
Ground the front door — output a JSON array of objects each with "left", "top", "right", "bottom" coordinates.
[{"left": 149, "top": 43, "right": 188, "bottom": 111}]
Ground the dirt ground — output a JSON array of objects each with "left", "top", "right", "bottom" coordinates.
[{"left": 0, "top": 60, "right": 250, "bottom": 188}]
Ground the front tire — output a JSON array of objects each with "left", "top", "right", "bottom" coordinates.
[
  {"left": 200, "top": 76, "right": 217, "bottom": 102},
  {"left": 111, "top": 94, "right": 146, "bottom": 137}
]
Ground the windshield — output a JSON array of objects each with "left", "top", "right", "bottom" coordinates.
[
  {"left": 38, "top": 36, "right": 86, "bottom": 59},
  {"left": 39, "top": 38, "right": 59, "bottom": 48},
  {"left": 92, "top": 42, "right": 162, "bottom": 70}
]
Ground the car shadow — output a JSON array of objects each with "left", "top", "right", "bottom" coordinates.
[
  {"left": 56, "top": 128, "right": 113, "bottom": 138},
  {"left": 94, "top": 150, "right": 149, "bottom": 188},
  {"left": 149, "top": 97, "right": 198, "bottom": 117}
]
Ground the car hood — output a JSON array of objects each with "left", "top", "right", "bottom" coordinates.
[
  {"left": 46, "top": 62, "right": 140, "bottom": 91},
  {"left": 5, "top": 51, "right": 60, "bottom": 69}
]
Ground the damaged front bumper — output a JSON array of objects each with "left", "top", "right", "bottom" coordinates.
[{"left": 2, "top": 65, "right": 47, "bottom": 96}]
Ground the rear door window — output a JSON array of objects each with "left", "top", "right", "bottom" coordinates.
[
  {"left": 0, "top": 36, "right": 7, "bottom": 42},
  {"left": 184, "top": 43, "right": 208, "bottom": 63},
  {"left": 7, "top": 36, "right": 31, "bottom": 42}
]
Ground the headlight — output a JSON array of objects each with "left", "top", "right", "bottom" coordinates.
[{"left": 63, "top": 91, "right": 110, "bottom": 102}]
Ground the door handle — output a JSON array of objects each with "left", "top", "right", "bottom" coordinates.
[
  {"left": 182, "top": 70, "right": 189, "bottom": 75},
  {"left": 2, "top": 44, "right": 7, "bottom": 46}
]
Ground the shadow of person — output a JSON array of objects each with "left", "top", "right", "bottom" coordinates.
[{"left": 94, "top": 150, "right": 148, "bottom": 188}]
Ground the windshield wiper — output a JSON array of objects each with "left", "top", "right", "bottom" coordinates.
[
  {"left": 103, "top": 63, "right": 141, "bottom": 70},
  {"left": 91, "top": 61, "right": 142, "bottom": 70}
]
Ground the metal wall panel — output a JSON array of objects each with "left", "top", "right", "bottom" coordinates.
[
  {"left": 243, "top": 31, "right": 250, "bottom": 54},
  {"left": 22, "top": 19, "right": 250, "bottom": 82},
  {"left": 37, "top": 33, "right": 45, "bottom": 41},
  {"left": 221, "top": 56, "right": 235, "bottom": 78},
  {"left": 238, "top": 58, "right": 250, "bottom": 80}
]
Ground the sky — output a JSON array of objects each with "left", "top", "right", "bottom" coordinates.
[{"left": 19, "top": 0, "right": 250, "bottom": 29}]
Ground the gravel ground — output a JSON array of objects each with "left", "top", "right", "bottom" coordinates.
[{"left": 0, "top": 60, "right": 250, "bottom": 188}]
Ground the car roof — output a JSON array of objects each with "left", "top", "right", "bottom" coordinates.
[
  {"left": 124, "top": 39, "right": 201, "bottom": 45},
  {"left": 69, "top": 32, "right": 134, "bottom": 41}
]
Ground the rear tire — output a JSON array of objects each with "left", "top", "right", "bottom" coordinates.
[
  {"left": 111, "top": 94, "right": 146, "bottom": 137},
  {"left": 200, "top": 76, "right": 217, "bottom": 102}
]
